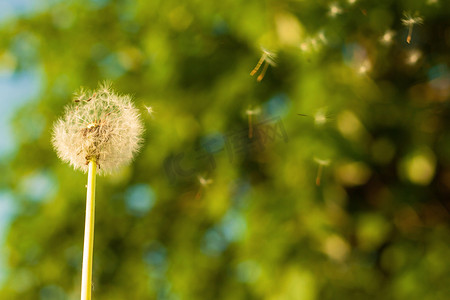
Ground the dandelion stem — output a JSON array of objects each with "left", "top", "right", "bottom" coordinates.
[
  {"left": 257, "top": 62, "right": 269, "bottom": 82},
  {"left": 250, "top": 54, "right": 266, "bottom": 76},
  {"left": 81, "top": 160, "right": 97, "bottom": 300}
]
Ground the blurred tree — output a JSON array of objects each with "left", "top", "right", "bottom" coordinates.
[{"left": 0, "top": 0, "right": 450, "bottom": 299}]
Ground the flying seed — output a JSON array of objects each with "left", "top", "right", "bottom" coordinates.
[
  {"left": 401, "top": 12, "right": 423, "bottom": 44},
  {"left": 314, "top": 158, "right": 330, "bottom": 186},
  {"left": 195, "top": 175, "right": 213, "bottom": 199},
  {"left": 250, "top": 47, "right": 277, "bottom": 82}
]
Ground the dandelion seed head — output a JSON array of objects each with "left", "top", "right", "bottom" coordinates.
[{"left": 52, "top": 83, "right": 144, "bottom": 175}]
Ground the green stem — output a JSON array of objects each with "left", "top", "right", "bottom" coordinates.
[{"left": 81, "top": 160, "right": 97, "bottom": 300}]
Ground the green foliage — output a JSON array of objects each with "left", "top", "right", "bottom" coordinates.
[{"left": 1, "top": 0, "right": 450, "bottom": 299}]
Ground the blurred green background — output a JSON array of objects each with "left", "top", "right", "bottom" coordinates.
[{"left": 1, "top": 0, "right": 450, "bottom": 299}]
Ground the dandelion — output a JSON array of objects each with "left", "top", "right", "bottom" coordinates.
[
  {"left": 401, "top": 12, "right": 423, "bottom": 44},
  {"left": 250, "top": 47, "right": 277, "bottom": 82},
  {"left": 52, "top": 82, "right": 144, "bottom": 300},
  {"left": 380, "top": 30, "right": 395, "bottom": 45},
  {"left": 314, "top": 109, "right": 331, "bottom": 126},
  {"left": 195, "top": 175, "right": 213, "bottom": 199},
  {"left": 314, "top": 157, "right": 331, "bottom": 186},
  {"left": 246, "top": 106, "right": 261, "bottom": 138},
  {"left": 53, "top": 84, "right": 144, "bottom": 174}
]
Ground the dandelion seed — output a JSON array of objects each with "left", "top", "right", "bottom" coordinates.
[
  {"left": 401, "top": 12, "right": 423, "bottom": 44},
  {"left": 380, "top": 30, "right": 395, "bottom": 45},
  {"left": 195, "top": 175, "right": 213, "bottom": 199},
  {"left": 297, "top": 110, "right": 332, "bottom": 125},
  {"left": 314, "top": 157, "right": 330, "bottom": 186},
  {"left": 86, "top": 92, "right": 97, "bottom": 102},
  {"left": 52, "top": 82, "right": 144, "bottom": 175},
  {"left": 246, "top": 106, "right": 261, "bottom": 138},
  {"left": 250, "top": 47, "right": 277, "bottom": 82},
  {"left": 314, "top": 109, "right": 329, "bottom": 126},
  {"left": 198, "top": 175, "right": 213, "bottom": 187},
  {"left": 144, "top": 105, "right": 155, "bottom": 118},
  {"left": 328, "top": 3, "right": 342, "bottom": 17}
]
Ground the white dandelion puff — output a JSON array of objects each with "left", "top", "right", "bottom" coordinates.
[{"left": 52, "top": 83, "right": 144, "bottom": 175}]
